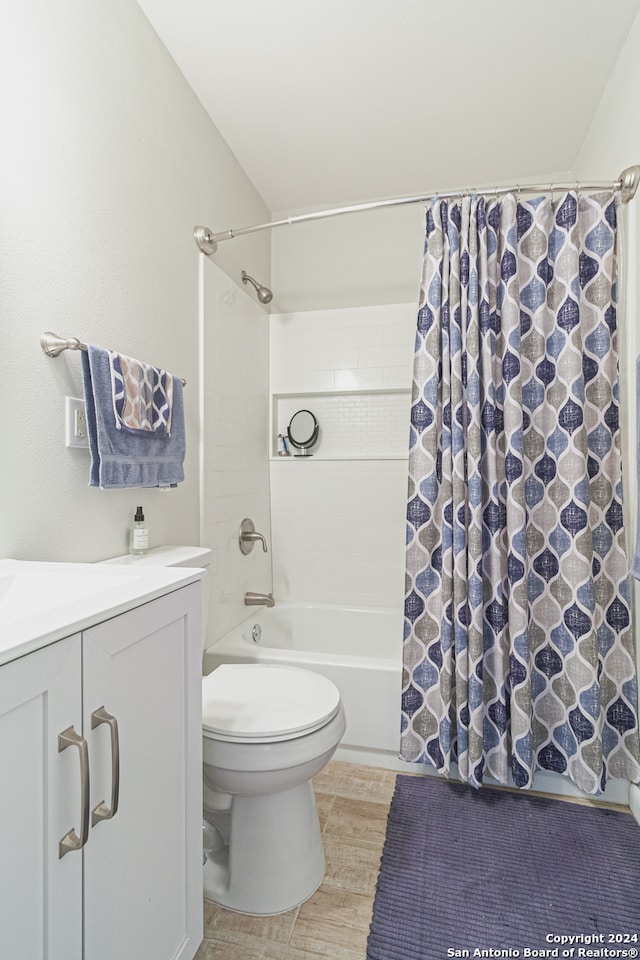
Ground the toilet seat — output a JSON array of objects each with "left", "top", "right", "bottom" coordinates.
[{"left": 202, "top": 663, "right": 341, "bottom": 743}]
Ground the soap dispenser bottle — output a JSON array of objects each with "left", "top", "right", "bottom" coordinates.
[{"left": 130, "top": 506, "right": 148, "bottom": 556}]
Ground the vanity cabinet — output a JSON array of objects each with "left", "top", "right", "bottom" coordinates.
[{"left": 0, "top": 584, "right": 203, "bottom": 960}]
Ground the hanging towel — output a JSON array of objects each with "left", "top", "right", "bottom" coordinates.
[
  {"left": 81, "top": 344, "right": 185, "bottom": 489},
  {"left": 632, "top": 356, "right": 640, "bottom": 579},
  {"left": 108, "top": 350, "right": 174, "bottom": 435}
]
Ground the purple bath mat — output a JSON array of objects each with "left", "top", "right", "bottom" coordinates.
[{"left": 367, "top": 774, "right": 640, "bottom": 960}]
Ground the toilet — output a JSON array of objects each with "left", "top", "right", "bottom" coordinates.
[
  {"left": 202, "top": 661, "right": 345, "bottom": 914},
  {"left": 105, "top": 545, "right": 346, "bottom": 916}
]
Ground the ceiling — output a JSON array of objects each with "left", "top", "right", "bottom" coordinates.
[{"left": 136, "top": 0, "right": 640, "bottom": 214}]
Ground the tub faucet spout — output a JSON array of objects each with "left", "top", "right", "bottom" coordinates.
[{"left": 244, "top": 592, "right": 275, "bottom": 608}]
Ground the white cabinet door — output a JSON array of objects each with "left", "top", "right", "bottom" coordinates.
[
  {"left": 82, "top": 585, "right": 203, "bottom": 960},
  {"left": 0, "top": 635, "right": 83, "bottom": 960}
]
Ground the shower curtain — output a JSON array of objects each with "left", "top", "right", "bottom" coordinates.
[{"left": 401, "top": 190, "right": 640, "bottom": 795}]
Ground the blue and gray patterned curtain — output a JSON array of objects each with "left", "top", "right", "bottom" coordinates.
[{"left": 402, "top": 191, "right": 640, "bottom": 795}]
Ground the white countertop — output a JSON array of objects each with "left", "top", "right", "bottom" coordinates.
[{"left": 0, "top": 558, "right": 205, "bottom": 666}]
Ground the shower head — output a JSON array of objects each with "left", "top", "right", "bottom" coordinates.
[{"left": 241, "top": 270, "right": 273, "bottom": 304}]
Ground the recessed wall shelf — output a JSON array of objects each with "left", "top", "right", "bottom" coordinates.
[{"left": 271, "top": 388, "right": 411, "bottom": 461}]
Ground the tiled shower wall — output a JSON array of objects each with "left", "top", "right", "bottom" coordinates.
[
  {"left": 200, "top": 259, "right": 272, "bottom": 644},
  {"left": 269, "top": 303, "right": 417, "bottom": 609}
]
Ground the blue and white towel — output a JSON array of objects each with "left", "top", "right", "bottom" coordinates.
[
  {"left": 81, "top": 344, "right": 185, "bottom": 489},
  {"left": 108, "top": 350, "right": 174, "bottom": 436}
]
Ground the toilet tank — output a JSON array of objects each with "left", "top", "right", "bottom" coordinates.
[{"left": 102, "top": 545, "right": 212, "bottom": 648}]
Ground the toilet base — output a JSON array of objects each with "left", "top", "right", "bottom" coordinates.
[{"left": 203, "top": 780, "right": 326, "bottom": 915}]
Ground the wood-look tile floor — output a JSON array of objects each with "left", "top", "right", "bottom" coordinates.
[{"left": 195, "top": 760, "right": 396, "bottom": 959}]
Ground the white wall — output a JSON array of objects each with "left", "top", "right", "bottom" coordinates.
[
  {"left": 0, "top": 0, "right": 270, "bottom": 562},
  {"left": 572, "top": 10, "right": 640, "bottom": 495},
  {"left": 269, "top": 303, "right": 416, "bottom": 608},
  {"left": 271, "top": 203, "right": 426, "bottom": 313},
  {"left": 572, "top": 7, "right": 640, "bottom": 821},
  {"left": 201, "top": 260, "right": 271, "bottom": 643}
]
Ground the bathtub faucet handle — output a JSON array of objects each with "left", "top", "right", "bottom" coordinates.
[{"left": 239, "top": 518, "right": 268, "bottom": 555}]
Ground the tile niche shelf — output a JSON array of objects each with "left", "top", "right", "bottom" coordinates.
[{"left": 270, "top": 388, "right": 412, "bottom": 461}]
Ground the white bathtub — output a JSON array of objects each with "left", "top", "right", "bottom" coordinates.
[{"left": 203, "top": 603, "right": 405, "bottom": 767}]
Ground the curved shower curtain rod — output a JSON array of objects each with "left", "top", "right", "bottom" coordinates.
[{"left": 194, "top": 165, "right": 640, "bottom": 256}]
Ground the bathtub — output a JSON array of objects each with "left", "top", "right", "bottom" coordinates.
[{"left": 203, "top": 603, "right": 405, "bottom": 767}]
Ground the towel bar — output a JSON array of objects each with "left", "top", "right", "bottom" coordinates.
[{"left": 40, "top": 332, "right": 187, "bottom": 386}]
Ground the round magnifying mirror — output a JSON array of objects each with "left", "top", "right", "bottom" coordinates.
[{"left": 287, "top": 409, "right": 319, "bottom": 456}]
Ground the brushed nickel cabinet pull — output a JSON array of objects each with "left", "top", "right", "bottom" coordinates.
[
  {"left": 90, "top": 706, "right": 120, "bottom": 827},
  {"left": 58, "top": 726, "right": 90, "bottom": 859}
]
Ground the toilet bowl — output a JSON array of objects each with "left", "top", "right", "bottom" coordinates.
[{"left": 104, "top": 546, "right": 346, "bottom": 916}]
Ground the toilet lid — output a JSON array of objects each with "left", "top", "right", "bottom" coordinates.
[{"left": 202, "top": 664, "right": 341, "bottom": 741}]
